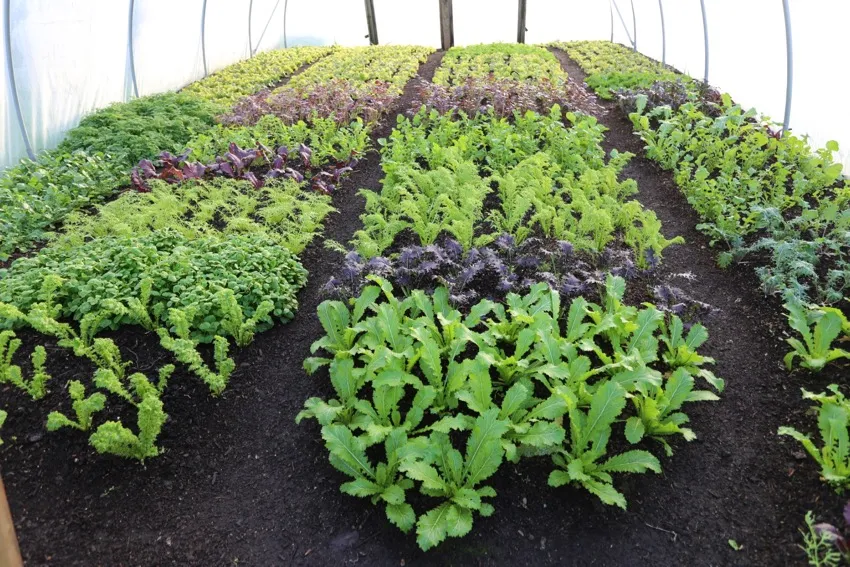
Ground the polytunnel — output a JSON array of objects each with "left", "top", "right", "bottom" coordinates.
[{"left": 0, "top": 1, "right": 849, "bottom": 566}]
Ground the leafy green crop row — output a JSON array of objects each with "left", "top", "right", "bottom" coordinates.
[
  {"left": 434, "top": 43, "right": 566, "bottom": 86},
  {"left": 299, "top": 275, "right": 723, "bottom": 550},
  {"left": 561, "top": 43, "right": 850, "bottom": 542},
  {"left": 57, "top": 93, "right": 221, "bottom": 168},
  {"left": 52, "top": 177, "right": 334, "bottom": 255},
  {"left": 220, "top": 46, "right": 434, "bottom": 130},
  {"left": 554, "top": 41, "right": 681, "bottom": 99},
  {"left": 0, "top": 231, "right": 306, "bottom": 342},
  {"left": 182, "top": 46, "right": 333, "bottom": 107},
  {"left": 286, "top": 45, "right": 433, "bottom": 94},
  {"left": 0, "top": 228, "right": 308, "bottom": 458},
  {"left": 0, "top": 150, "right": 125, "bottom": 260},
  {"left": 186, "top": 114, "right": 369, "bottom": 166},
  {"left": 352, "top": 107, "right": 680, "bottom": 268},
  {"left": 1, "top": 46, "right": 339, "bottom": 261},
  {"left": 562, "top": 40, "right": 850, "bottom": 375}
]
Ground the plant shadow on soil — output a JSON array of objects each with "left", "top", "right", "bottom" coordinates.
[{"left": 0, "top": 49, "right": 844, "bottom": 566}]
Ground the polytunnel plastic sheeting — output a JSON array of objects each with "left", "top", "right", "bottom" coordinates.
[
  {"left": 285, "top": 0, "right": 370, "bottom": 48},
  {"left": 526, "top": 0, "right": 610, "bottom": 44},
  {"left": 657, "top": 0, "right": 705, "bottom": 80},
  {"left": 204, "top": 0, "right": 251, "bottom": 75},
  {"left": 251, "top": 0, "right": 288, "bottom": 54},
  {"left": 453, "top": 0, "right": 516, "bottom": 46},
  {"left": 7, "top": 0, "right": 131, "bottom": 157},
  {"left": 133, "top": 0, "right": 205, "bottom": 97},
  {"left": 374, "top": 0, "right": 440, "bottom": 48},
  {"left": 791, "top": 0, "right": 850, "bottom": 169},
  {"left": 0, "top": 0, "right": 24, "bottom": 166},
  {"left": 610, "top": 0, "right": 635, "bottom": 49},
  {"left": 705, "top": 0, "right": 786, "bottom": 126},
  {"left": 632, "top": 0, "right": 663, "bottom": 63}
]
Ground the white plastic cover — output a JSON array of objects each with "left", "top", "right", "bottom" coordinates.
[
  {"left": 0, "top": 0, "right": 848, "bottom": 170},
  {"left": 603, "top": 0, "right": 849, "bottom": 168},
  {"left": 0, "top": 0, "right": 288, "bottom": 168},
  {"left": 453, "top": 0, "right": 516, "bottom": 46},
  {"left": 285, "top": 0, "right": 369, "bottom": 48},
  {"left": 374, "top": 0, "right": 440, "bottom": 48},
  {"left": 526, "top": 0, "right": 610, "bottom": 44}
]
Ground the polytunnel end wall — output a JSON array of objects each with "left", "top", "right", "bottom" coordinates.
[{"left": 0, "top": 0, "right": 847, "bottom": 172}]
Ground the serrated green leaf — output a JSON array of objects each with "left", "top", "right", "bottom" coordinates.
[
  {"left": 625, "top": 416, "right": 645, "bottom": 444},
  {"left": 600, "top": 450, "right": 661, "bottom": 474},
  {"left": 515, "top": 421, "right": 565, "bottom": 447},
  {"left": 386, "top": 503, "right": 416, "bottom": 533},
  {"left": 322, "top": 424, "right": 373, "bottom": 479}
]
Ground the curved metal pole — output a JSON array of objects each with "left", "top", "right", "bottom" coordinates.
[
  {"left": 781, "top": 0, "right": 793, "bottom": 133},
  {"left": 253, "top": 0, "right": 282, "bottom": 53},
  {"left": 611, "top": 0, "right": 635, "bottom": 48},
  {"left": 128, "top": 0, "right": 139, "bottom": 98},
  {"left": 609, "top": 0, "right": 613, "bottom": 42},
  {"left": 283, "top": 0, "right": 288, "bottom": 47},
  {"left": 5, "top": 0, "right": 34, "bottom": 158},
  {"left": 630, "top": 0, "right": 636, "bottom": 51},
  {"left": 248, "top": 0, "right": 254, "bottom": 57},
  {"left": 201, "top": 0, "right": 208, "bottom": 76},
  {"left": 699, "top": 0, "right": 709, "bottom": 83},
  {"left": 658, "top": 0, "right": 666, "bottom": 64}
]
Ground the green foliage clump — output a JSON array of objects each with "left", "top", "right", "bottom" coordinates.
[
  {"left": 784, "top": 301, "right": 850, "bottom": 371},
  {"left": 286, "top": 45, "right": 433, "bottom": 94},
  {"left": 358, "top": 106, "right": 680, "bottom": 266},
  {"left": 58, "top": 92, "right": 219, "bottom": 167},
  {"left": 0, "top": 230, "right": 307, "bottom": 343},
  {"left": 186, "top": 114, "right": 369, "bottom": 166},
  {"left": 780, "top": 385, "right": 850, "bottom": 490},
  {"left": 46, "top": 379, "right": 106, "bottom": 432},
  {"left": 299, "top": 276, "right": 722, "bottom": 550},
  {"left": 799, "top": 510, "right": 848, "bottom": 567},
  {"left": 353, "top": 161, "right": 490, "bottom": 257},
  {"left": 0, "top": 150, "right": 125, "bottom": 260},
  {"left": 53, "top": 177, "right": 334, "bottom": 255},
  {"left": 554, "top": 40, "right": 681, "bottom": 99},
  {"left": 182, "top": 46, "right": 333, "bottom": 106},
  {"left": 47, "top": 365, "right": 172, "bottom": 461},
  {"left": 434, "top": 43, "right": 566, "bottom": 86}
]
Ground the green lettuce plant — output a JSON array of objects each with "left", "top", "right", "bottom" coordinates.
[
  {"left": 299, "top": 276, "right": 723, "bottom": 550},
  {"left": 780, "top": 385, "right": 850, "bottom": 490}
]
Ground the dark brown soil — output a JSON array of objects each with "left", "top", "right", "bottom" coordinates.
[{"left": 2, "top": 48, "right": 841, "bottom": 567}]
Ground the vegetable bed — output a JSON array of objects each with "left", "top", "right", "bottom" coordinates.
[{"left": 0, "top": 42, "right": 844, "bottom": 566}]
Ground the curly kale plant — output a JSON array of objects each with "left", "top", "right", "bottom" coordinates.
[
  {"left": 58, "top": 93, "right": 219, "bottom": 168},
  {"left": 47, "top": 365, "right": 172, "bottom": 461},
  {"left": 299, "top": 276, "right": 723, "bottom": 550},
  {"left": 0, "top": 330, "right": 52, "bottom": 400}
]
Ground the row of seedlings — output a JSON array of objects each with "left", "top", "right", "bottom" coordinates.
[
  {"left": 298, "top": 43, "right": 724, "bottom": 551},
  {"left": 0, "top": 46, "right": 432, "bottom": 458},
  {"left": 0, "top": 46, "right": 333, "bottom": 261},
  {"left": 557, "top": 40, "right": 850, "bottom": 562}
]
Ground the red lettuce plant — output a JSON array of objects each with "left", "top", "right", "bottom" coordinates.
[
  {"left": 222, "top": 80, "right": 396, "bottom": 127},
  {"left": 131, "top": 142, "right": 358, "bottom": 194},
  {"left": 411, "top": 77, "right": 605, "bottom": 119}
]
